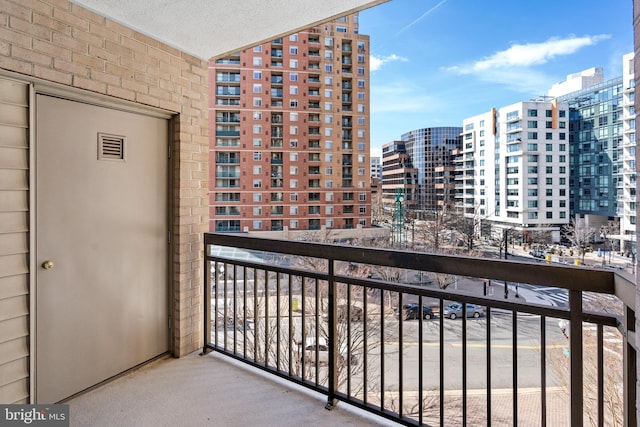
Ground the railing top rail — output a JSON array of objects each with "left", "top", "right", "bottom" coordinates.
[{"left": 205, "top": 233, "right": 616, "bottom": 295}]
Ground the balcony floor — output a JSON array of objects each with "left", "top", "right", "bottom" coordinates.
[{"left": 67, "top": 351, "right": 392, "bottom": 427}]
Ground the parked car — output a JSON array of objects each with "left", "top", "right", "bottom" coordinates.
[
  {"left": 296, "top": 338, "right": 358, "bottom": 366},
  {"left": 396, "top": 303, "right": 435, "bottom": 320},
  {"left": 529, "top": 249, "right": 548, "bottom": 259},
  {"left": 443, "top": 303, "right": 485, "bottom": 319}
]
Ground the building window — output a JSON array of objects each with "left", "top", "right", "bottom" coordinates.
[
  {"left": 253, "top": 193, "right": 262, "bottom": 202},
  {"left": 253, "top": 84, "right": 262, "bottom": 93},
  {"left": 253, "top": 220, "right": 262, "bottom": 229},
  {"left": 359, "top": 192, "right": 366, "bottom": 201},
  {"left": 358, "top": 142, "right": 365, "bottom": 150},
  {"left": 253, "top": 71, "right": 262, "bottom": 80},
  {"left": 253, "top": 138, "right": 262, "bottom": 147},
  {"left": 290, "top": 99, "right": 298, "bottom": 108},
  {"left": 289, "top": 33, "right": 298, "bottom": 42},
  {"left": 290, "top": 220, "right": 298, "bottom": 229},
  {"left": 253, "top": 152, "right": 262, "bottom": 161},
  {"left": 253, "top": 125, "right": 262, "bottom": 134},
  {"left": 528, "top": 121, "right": 538, "bottom": 128},
  {"left": 253, "top": 179, "right": 262, "bottom": 188},
  {"left": 546, "top": 132, "right": 553, "bottom": 140},
  {"left": 546, "top": 212, "right": 553, "bottom": 219},
  {"left": 253, "top": 206, "right": 262, "bottom": 215},
  {"left": 253, "top": 45, "right": 262, "bottom": 53},
  {"left": 527, "top": 132, "right": 538, "bottom": 139},
  {"left": 290, "top": 152, "right": 298, "bottom": 161},
  {"left": 289, "top": 86, "right": 298, "bottom": 95},
  {"left": 253, "top": 57, "right": 262, "bottom": 66},
  {"left": 325, "top": 180, "right": 333, "bottom": 188},
  {"left": 290, "top": 72, "right": 298, "bottom": 81},
  {"left": 253, "top": 98, "right": 262, "bottom": 107},
  {"left": 289, "top": 46, "right": 298, "bottom": 55},
  {"left": 289, "top": 59, "right": 298, "bottom": 68},
  {"left": 357, "top": 67, "right": 365, "bottom": 75},
  {"left": 326, "top": 192, "right": 334, "bottom": 201},
  {"left": 527, "top": 109, "right": 538, "bottom": 117},
  {"left": 325, "top": 63, "right": 332, "bottom": 72}
]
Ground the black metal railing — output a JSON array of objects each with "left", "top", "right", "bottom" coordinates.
[{"left": 203, "top": 233, "right": 636, "bottom": 426}]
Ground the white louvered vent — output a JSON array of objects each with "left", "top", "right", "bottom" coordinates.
[{"left": 98, "top": 133, "right": 126, "bottom": 161}]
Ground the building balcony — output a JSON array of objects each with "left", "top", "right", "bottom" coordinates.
[{"left": 195, "top": 233, "right": 636, "bottom": 427}]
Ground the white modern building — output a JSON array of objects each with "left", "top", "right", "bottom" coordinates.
[{"left": 457, "top": 100, "right": 570, "bottom": 243}]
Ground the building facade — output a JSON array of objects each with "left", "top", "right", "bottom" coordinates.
[
  {"left": 401, "top": 127, "right": 462, "bottom": 212},
  {"left": 458, "top": 101, "right": 570, "bottom": 242},
  {"left": 556, "top": 53, "right": 636, "bottom": 255},
  {"left": 381, "top": 141, "right": 418, "bottom": 208},
  {"left": 209, "top": 16, "right": 371, "bottom": 233}
]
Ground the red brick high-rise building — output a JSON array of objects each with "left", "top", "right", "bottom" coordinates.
[{"left": 209, "top": 15, "right": 371, "bottom": 233}]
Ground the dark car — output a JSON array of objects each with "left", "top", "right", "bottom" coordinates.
[
  {"left": 396, "top": 303, "right": 434, "bottom": 320},
  {"left": 443, "top": 303, "right": 485, "bottom": 319}
]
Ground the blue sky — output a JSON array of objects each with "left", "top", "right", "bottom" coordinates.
[{"left": 358, "top": 0, "right": 633, "bottom": 157}]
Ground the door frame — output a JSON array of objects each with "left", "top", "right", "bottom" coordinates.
[{"left": 1, "top": 70, "right": 177, "bottom": 403}]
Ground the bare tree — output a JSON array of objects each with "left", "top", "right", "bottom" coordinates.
[
  {"left": 451, "top": 214, "right": 477, "bottom": 252},
  {"left": 599, "top": 220, "right": 619, "bottom": 265},
  {"left": 563, "top": 217, "right": 596, "bottom": 264},
  {"left": 417, "top": 206, "right": 454, "bottom": 251}
]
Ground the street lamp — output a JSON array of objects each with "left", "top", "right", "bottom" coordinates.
[{"left": 392, "top": 189, "right": 405, "bottom": 246}]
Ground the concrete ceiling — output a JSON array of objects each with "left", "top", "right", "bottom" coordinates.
[{"left": 69, "top": 0, "right": 389, "bottom": 61}]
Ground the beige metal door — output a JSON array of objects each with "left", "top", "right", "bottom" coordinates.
[{"left": 36, "top": 95, "right": 169, "bottom": 403}]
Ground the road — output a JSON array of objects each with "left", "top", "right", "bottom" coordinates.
[{"left": 212, "top": 305, "right": 576, "bottom": 393}]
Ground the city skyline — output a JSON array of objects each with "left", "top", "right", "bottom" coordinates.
[{"left": 358, "top": 0, "right": 633, "bottom": 158}]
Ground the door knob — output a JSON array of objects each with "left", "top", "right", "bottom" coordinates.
[{"left": 42, "top": 260, "right": 54, "bottom": 270}]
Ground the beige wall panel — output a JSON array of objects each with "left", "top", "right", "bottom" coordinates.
[
  {"left": 0, "top": 336, "right": 28, "bottom": 365},
  {"left": 0, "top": 359, "right": 28, "bottom": 392},
  {"left": 0, "top": 126, "right": 28, "bottom": 148},
  {"left": 0, "top": 191, "right": 28, "bottom": 213},
  {"left": 0, "top": 317, "right": 28, "bottom": 344},
  {"left": 0, "top": 233, "right": 28, "bottom": 257},
  {"left": 0, "top": 213, "right": 28, "bottom": 234},
  {"left": 0, "top": 378, "right": 28, "bottom": 404},
  {"left": 0, "top": 275, "right": 28, "bottom": 300},
  {"left": 0, "top": 295, "right": 28, "bottom": 323},
  {"left": 0, "top": 170, "right": 28, "bottom": 190},
  {"left": 0, "top": 254, "right": 28, "bottom": 278},
  {"left": 0, "top": 147, "right": 28, "bottom": 170},
  {"left": 0, "top": 104, "right": 28, "bottom": 128},
  {"left": 0, "top": 80, "right": 28, "bottom": 105}
]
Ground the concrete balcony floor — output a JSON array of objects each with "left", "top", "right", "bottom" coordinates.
[{"left": 67, "top": 351, "right": 391, "bottom": 427}]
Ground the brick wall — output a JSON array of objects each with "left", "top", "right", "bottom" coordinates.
[{"left": 0, "top": 0, "right": 209, "bottom": 357}]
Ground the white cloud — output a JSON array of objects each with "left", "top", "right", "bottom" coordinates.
[
  {"left": 445, "top": 34, "right": 611, "bottom": 93},
  {"left": 370, "top": 54, "right": 408, "bottom": 72}
]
